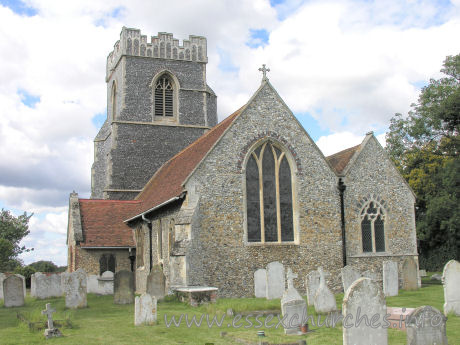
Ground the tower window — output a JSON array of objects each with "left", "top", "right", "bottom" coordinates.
[
  {"left": 154, "top": 76, "right": 174, "bottom": 117},
  {"left": 360, "top": 201, "right": 386, "bottom": 253}
]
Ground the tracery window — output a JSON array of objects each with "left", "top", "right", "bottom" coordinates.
[
  {"left": 246, "top": 141, "right": 294, "bottom": 243},
  {"left": 99, "top": 254, "right": 116, "bottom": 275},
  {"left": 361, "top": 201, "right": 386, "bottom": 253},
  {"left": 154, "top": 75, "right": 174, "bottom": 118}
]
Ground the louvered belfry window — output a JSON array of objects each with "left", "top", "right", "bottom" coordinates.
[
  {"left": 155, "top": 76, "right": 174, "bottom": 117},
  {"left": 360, "top": 201, "right": 386, "bottom": 253}
]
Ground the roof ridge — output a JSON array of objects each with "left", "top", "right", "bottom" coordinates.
[
  {"left": 79, "top": 199, "right": 141, "bottom": 203},
  {"left": 326, "top": 144, "right": 361, "bottom": 159}
]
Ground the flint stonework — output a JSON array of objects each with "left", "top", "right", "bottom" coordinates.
[
  {"left": 382, "top": 261, "right": 398, "bottom": 297},
  {"left": 114, "top": 270, "right": 134, "bottom": 304},
  {"left": 266, "top": 261, "right": 285, "bottom": 299},
  {"left": 254, "top": 269, "right": 266, "bottom": 298},
  {"left": 442, "top": 259, "right": 460, "bottom": 316},
  {"left": 3, "top": 275, "right": 25, "bottom": 307}
]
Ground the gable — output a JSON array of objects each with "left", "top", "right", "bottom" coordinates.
[{"left": 326, "top": 144, "right": 361, "bottom": 175}]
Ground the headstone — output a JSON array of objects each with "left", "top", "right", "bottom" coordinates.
[
  {"left": 363, "top": 270, "right": 379, "bottom": 281},
  {"left": 31, "top": 273, "right": 62, "bottom": 299},
  {"left": 62, "top": 268, "right": 87, "bottom": 309},
  {"left": 406, "top": 306, "right": 448, "bottom": 345},
  {"left": 3, "top": 274, "right": 25, "bottom": 307},
  {"left": 114, "top": 270, "right": 134, "bottom": 304},
  {"left": 134, "top": 293, "right": 157, "bottom": 326},
  {"left": 383, "top": 261, "right": 398, "bottom": 297},
  {"left": 313, "top": 267, "right": 337, "bottom": 313},
  {"left": 431, "top": 273, "right": 442, "bottom": 281},
  {"left": 41, "top": 303, "right": 62, "bottom": 339},
  {"left": 0, "top": 272, "right": 5, "bottom": 299},
  {"left": 341, "top": 265, "right": 361, "bottom": 293},
  {"left": 305, "top": 270, "right": 320, "bottom": 306},
  {"left": 87, "top": 275, "right": 99, "bottom": 294},
  {"left": 98, "top": 271, "right": 114, "bottom": 295},
  {"left": 419, "top": 269, "right": 427, "bottom": 277},
  {"left": 266, "top": 261, "right": 285, "bottom": 299},
  {"left": 343, "top": 277, "right": 387, "bottom": 345},
  {"left": 254, "top": 269, "right": 267, "bottom": 298},
  {"left": 402, "top": 257, "right": 418, "bottom": 290},
  {"left": 281, "top": 268, "right": 307, "bottom": 335},
  {"left": 442, "top": 259, "right": 460, "bottom": 316},
  {"left": 146, "top": 265, "right": 165, "bottom": 300},
  {"left": 17, "top": 274, "right": 26, "bottom": 298}
]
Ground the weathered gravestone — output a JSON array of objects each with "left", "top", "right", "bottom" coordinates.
[
  {"left": 383, "top": 261, "right": 398, "bottom": 297},
  {"left": 363, "top": 270, "right": 379, "bottom": 281},
  {"left": 135, "top": 293, "right": 157, "bottom": 326},
  {"left": 281, "top": 268, "right": 307, "bottom": 335},
  {"left": 402, "top": 257, "right": 418, "bottom": 290},
  {"left": 314, "top": 267, "right": 337, "bottom": 313},
  {"left": 3, "top": 274, "right": 25, "bottom": 307},
  {"left": 62, "top": 268, "right": 87, "bottom": 309},
  {"left": 114, "top": 270, "right": 134, "bottom": 304},
  {"left": 146, "top": 265, "right": 165, "bottom": 300},
  {"left": 305, "top": 270, "right": 320, "bottom": 306},
  {"left": 406, "top": 306, "right": 448, "bottom": 345},
  {"left": 31, "top": 272, "right": 62, "bottom": 299},
  {"left": 341, "top": 265, "right": 361, "bottom": 293},
  {"left": 254, "top": 269, "right": 266, "bottom": 298},
  {"left": 87, "top": 274, "right": 99, "bottom": 294},
  {"left": 343, "top": 277, "right": 387, "bottom": 345},
  {"left": 442, "top": 259, "right": 460, "bottom": 316},
  {"left": 41, "top": 303, "right": 62, "bottom": 339},
  {"left": 0, "top": 272, "right": 5, "bottom": 299},
  {"left": 266, "top": 261, "right": 285, "bottom": 299},
  {"left": 98, "top": 271, "right": 114, "bottom": 295}
]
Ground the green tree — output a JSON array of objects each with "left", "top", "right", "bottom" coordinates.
[
  {"left": 28, "top": 260, "right": 58, "bottom": 273},
  {"left": 0, "top": 209, "right": 33, "bottom": 271}
]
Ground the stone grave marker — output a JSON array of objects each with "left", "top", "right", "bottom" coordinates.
[
  {"left": 363, "top": 270, "right": 379, "bottom": 281},
  {"left": 17, "top": 274, "right": 26, "bottom": 298},
  {"left": 135, "top": 293, "right": 157, "bottom": 326},
  {"left": 254, "top": 269, "right": 266, "bottom": 298},
  {"left": 62, "top": 268, "right": 87, "bottom": 309},
  {"left": 419, "top": 269, "right": 427, "bottom": 277},
  {"left": 266, "top": 261, "right": 285, "bottom": 299},
  {"left": 314, "top": 267, "right": 337, "bottom": 313},
  {"left": 406, "top": 306, "right": 448, "bottom": 345},
  {"left": 31, "top": 273, "right": 62, "bottom": 299},
  {"left": 114, "top": 270, "right": 134, "bottom": 304},
  {"left": 305, "top": 270, "right": 320, "bottom": 306},
  {"left": 87, "top": 274, "right": 99, "bottom": 294},
  {"left": 442, "top": 259, "right": 460, "bottom": 316},
  {"left": 146, "top": 265, "right": 165, "bottom": 299},
  {"left": 41, "top": 303, "right": 62, "bottom": 339},
  {"left": 343, "top": 277, "right": 387, "bottom": 345},
  {"left": 3, "top": 274, "right": 25, "bottom": 307},
  {"left": 281, "top": 268, "right": 307, "bottom": 335},
  {"left": 383, "top": 260, "right": 398, "bottom": 297},
  {"left": 98, "top": 271, "right": 114, "bottom": 295},
  {"left": 341, "top": 265, "right": 361, "bottom": 293},
  {"left": 402, "top": 257, "right": 418, "bottom": 290},
  {"left": 0, "top": 272, "right": 5, "bottom": 299}
]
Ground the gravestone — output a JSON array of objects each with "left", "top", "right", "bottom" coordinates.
[
  {"left": 134, "top": 293, "right": 157, "bottom": 326},
  {"left": 0, "top": 272, "right": 5, "bottom": 299},
  {"left": 313, "top": 267, "right": 337, "bottom": 313},
  {"left": 402, "top": 257, "right": 418, "bottom": 290},
  {"left": 406, "top": 306, "right": 448, "bottom": 345},
  {"left": 442, "top": 259, "right": 460, "bottom": 316},
  {"left": 146, "top": 265, "right": 165, "bottom": 300},
  {"left": 419, "top": 269, "right": 427, "bottom": 277},
  {"left": 16, "top": 274, "right": 26, "bottom": 298},
  {"left": 62, "top": 268, "right": 87, "bottom": 309},
  {"left": 98, "top": 271, "right": 114, "bottom": 295},
  {"left": 254, "top": 269, "right": 266, "bottom": 298},
  {"left": 31, "top": 273, "right": 62, "bottom": 299},
  {"left": 305, "top": 270, "right": 320, "bottom": 306},
  {"left": 383, "top": 261, "right": 398, "bottom": 297},
  {"left": 266, "top": 261, "right": 285, "bottom": 299},
  {"left": 3, "top": 274, "right": 25, "bottom": 307},
  {"left": 114, "top": 270, "right": 134, "bottom": 304},
  {"left": 281, "top": 268, "right": 307, "bottom": 335},
  {"left": 41, "top": 303, "right": 62, "bottom": 339},
  {"left": 343, "top": 277, "right": 387, "bottom": 345},
  {"left": 87, "top": 275, "right": 99, "bottom": 294},
  {"left": 341, "top": 265, "right": 361, "bottom": 293}
]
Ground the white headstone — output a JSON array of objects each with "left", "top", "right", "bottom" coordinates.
[
  {"left": 254, "top": 269, "right": 267, "bottom": 298},
  {"left": 281, "top": 268, "right": 306, "bottom": 335},
  {"left": 135, "top": 293, "right": 157, "bottom": 326},
  {"left": 313, "top": 267, "right": 337, "bottom": 313},
  {"left": 98, "top": 271, "right": 114, "bottom": 295},
  {"left": 3, "top": 274, "right": 25, "bottom": 307},
  {"left": 15, "top": 274, "right": 26, "bottom": 298},
  {"left": 383, "top": 261, "right": 398, "bottom": 297},
  {"left": 343, "top": 278, "right": 388, "bottom": 345},
  {"left": 341, "top": 265, "right": 361, "bottom": 293},
  {"left": 0, "top": 272, "right": 5, "bottom": 299},
  {"left": 406, "top": 306, "right": 448, "bottom": 345},
  {"left": 62, "top": 268, "right": 87, "bottom": 309},
  {"left": 266, "top": 261, "right": 285, "bottom": 299},
  {"left": 419, "top": 269, "right": 427, "bottom": 277},
  {"left": 442, "top": 259, "right": 460, "bottom": 316},
  {"left": 305, "top": 270, "right": 320, "bottom": 306},
  {"left": 87, "top": 275, "right": 99, "bottom": 294},
  {"left": 31, "top": 273, "right": 62, "bottom": 299}
]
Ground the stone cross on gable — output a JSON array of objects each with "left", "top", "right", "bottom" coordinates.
[
  {"left": 286, "top": 268, "right": 298, "bottom": 290},
  {"left": 258, "top": 64, "right": 270, "bottom": 81},
  {"left": 42, "top": 303, "right": 56, "bottom": 330}
]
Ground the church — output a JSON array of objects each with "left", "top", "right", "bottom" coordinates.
[{"left": 66, "top": 27, "right": 419, "bottom": 297}]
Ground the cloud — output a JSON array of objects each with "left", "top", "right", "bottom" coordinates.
[{"left": 316, "top": 131, "right": 365, "bottom": 156}]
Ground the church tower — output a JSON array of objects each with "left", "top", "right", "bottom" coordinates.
[{"left": 91, "top": 27, "right": 217, "bottom": 200}]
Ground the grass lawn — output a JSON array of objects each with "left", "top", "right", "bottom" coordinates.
[{"left": 0, "top": 274, "right": 459, "bottom": 345}]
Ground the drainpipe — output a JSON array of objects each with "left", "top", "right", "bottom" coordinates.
[
  {"left": 142, "top": 214, "right": 153, "bottom": 273},
  {"left": 338, "top": 178, "right": 347, "bottom": 266}
]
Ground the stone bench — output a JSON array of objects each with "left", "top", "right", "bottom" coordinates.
[{"left": 173, "top": 286, "right": 218, "bottom": 307}]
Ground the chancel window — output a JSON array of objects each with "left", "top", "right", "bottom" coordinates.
[
  {"left": 154, "top": 75, "right": 174, "bottom": 118},
  {"left": 361, "top": 201, "right": 386, "bottom": 253},
  {"left": 99, "top": 254, "right": 116, "bottom": 275},
  {"left": 246, "top": 141, "right": 294, "bottom": 243}
]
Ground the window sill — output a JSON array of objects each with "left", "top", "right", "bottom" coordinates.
[
  {"left": 349, "top": 252, "right": 417, "bottom": 258},
  {"left": 245, "top": 241, "right": 299, "bottom": 247}
]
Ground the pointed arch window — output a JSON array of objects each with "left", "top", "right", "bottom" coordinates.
[
  {"left": 246, "top": 141, "right": 294, "bottom": 243},
  {"left": 361, "top": 201, "right": 386, "bottom": 253},
  {"left": 99, "top": 254, "right": 116, "bottom": 275},
  {"left": 154, "top": 75, "right": 174, "bottom": 118}
]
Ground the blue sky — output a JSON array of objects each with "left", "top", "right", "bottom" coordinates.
[{"left": 0, "top": 0, "right": 459, "bottom": 266}]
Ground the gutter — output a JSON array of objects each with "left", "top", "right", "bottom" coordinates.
[
  {"left": 338, "top": 178, "right": 347, "bottom": 266},
  {"left": 124, "top": 193, "right": 185, "bottom": 223},
  {"left": 80, "top": 246, "right": 132, "bottom": 249}
]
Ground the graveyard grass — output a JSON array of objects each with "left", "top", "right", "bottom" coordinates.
[{"left": 0, "top": 273, "right": 459, "bottom": 345}]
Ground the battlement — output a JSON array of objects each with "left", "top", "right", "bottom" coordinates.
[{"left": 106, "top": 27, "right": 207, "bottom": 80}]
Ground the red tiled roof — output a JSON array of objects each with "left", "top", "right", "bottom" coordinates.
[
  {"left": 326, "top": 144, "right": 361, "bottom": 175},
  {"left": 79, "top": 199, "right": 140, "bottom": 247},
  {"left": 129, "top": 107, "right": 244, "bottom": 219}
]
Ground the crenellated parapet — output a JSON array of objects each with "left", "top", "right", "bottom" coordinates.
[{"left": 106, "top": 27, "right": 207, "bottom": 80}]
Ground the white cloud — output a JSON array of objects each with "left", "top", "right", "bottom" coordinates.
[{"left": 316, "top": 131, "right": 365, "bottom": 156}]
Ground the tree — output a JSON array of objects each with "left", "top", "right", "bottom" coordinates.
[
  {"left": 0, "top": 209, "right": 33, "bottom": 271},
  {"left": 28, "top": 260, "right": 58, "bottom": 273},
  {"left": 386, "top": 54, "right": 460, "bottom": 270}
]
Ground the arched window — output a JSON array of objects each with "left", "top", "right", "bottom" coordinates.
[
  {"left": 154, "top": 75, "right": 174, "bottom": 118},
  {"left": 246, "top": 141, "right": 294, "bottom": 243},
  {"left": 360, "top": 201, "right": 386, "bottom": 253},
  {"left": 111, "top": 82, "right": 117, "bottom": 120},
  {"left": 99, "top": 254, "right": 116, "bottom": 275}
]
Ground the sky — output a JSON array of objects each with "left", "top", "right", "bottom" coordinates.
[{"left": 0, "top": 0, "right": 459, "bottom": 267}]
